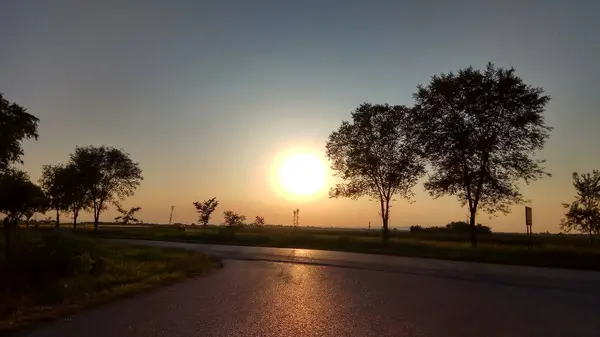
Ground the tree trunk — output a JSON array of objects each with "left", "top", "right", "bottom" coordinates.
[
  {"left": 55, "top": 209, "right": 60, "bottom": 228},
  {"left": 94, "top": 210, "right": 100, "bottom": 231},
  {"left": 380, "top": 198, "right": 390, "bottom": 242},
  {"left": 589, "top": 230, "right": 594, "bottom": 245},
  {"left": 3, "top": 217, "right": 12, "bottom": 261},
  {"left": 469, "top": 209, "right": 478, "bottom": 248},
  {"left": 73, "top": 209, "right": 79, "bottom": 229}
]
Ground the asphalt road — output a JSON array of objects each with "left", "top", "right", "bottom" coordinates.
[{"left": 20, "top": 240, "right": 600, "bottom": 337}]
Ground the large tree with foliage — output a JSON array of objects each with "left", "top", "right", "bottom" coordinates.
[
  {"left": 407, "top": 63, "right": 552, "bottom": 247},
  {"left": 69, "top": 145, "right": 143, "bottom": 230},
  {"left": 560, "top": 170, "right": 600, "bottom": 244},
  {"left": 0, "top": 170, "right": 46, "bottom": 257},
  {"left": 193, "top": 197, "right": 219, "bottom": 226},
  {"left": 0, "top": 93, "right": 39, "bottom": 172},
  {"left": 326, "top": 103, "right": 425, "bottom": 239},
  {"left": 63, "top": 163, "right": 91, "bottom": 228},
  {"left": 39, "top": 164, "right": 71, "bottom": 227}
]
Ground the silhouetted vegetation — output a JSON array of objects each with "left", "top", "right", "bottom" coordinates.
[
  {"left": 561, "top": 170, "right": 600, "bottom": 244},
  {"left": 253, "top": 216, "right": 266, "bottom": 227},
  {"left": 69, "top": 146, "right": 143, "bottom": 230},
  {"left": 0, "top": 171, "right": 46, "bottom": 258},
  {"left": 409, "top": 221, "right": 492, "bottom": 234},
  {"left": 326, "top": 103, "right": 425, "bottom": 241},
  {"left": 0, "top": 230, "right": 217, "bottom": 331},
  {"left": 114, "top": 204, "right": 142, "bottom": 225},
  {"left": 223, "top": 210, "right": 246, "bottom": 229},
  {"left": 192, "top": 197, "right": 219, "bottom": 226},
  {"left": 406, "top": 63, "right": 552, "bottom": 247},
  {"left": 0, "top": 92, "right": 39, "bottom": 170}
]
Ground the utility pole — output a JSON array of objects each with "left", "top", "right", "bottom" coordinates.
[{"left": 169, "top": 206, "right": 175, "bottom": 225}]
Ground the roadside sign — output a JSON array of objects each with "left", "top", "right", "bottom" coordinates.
[{"left": 525, "top": 206, "right": 533, "bottom": 249}]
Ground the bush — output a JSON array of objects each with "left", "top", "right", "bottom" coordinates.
[{"left": 1, "top": 233, "right": 103, "bottom": 292}]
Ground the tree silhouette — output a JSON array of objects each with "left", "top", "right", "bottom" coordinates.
[
  {"left": 39, "top": 164, "right": 71, "bottom": 227},
  {"left": 407, "top": 63, "right": 552, "bottom": 247},
  {"left": 561, "top": 170, "right": 600, "bottom": 244},
  {"left": 0, "top": 170, "right": 45, "bottom": 258},
  {"left": 0, "top": 93, "right": 39, "bottom": 172},
  {"left": 193, "top": 197, "right": 219, "bottom": 226},
  {"left": 69, "top": 146, "right": 143, "bottom": 230},
  {"left": 326, "top": 103, "right": 425, "bottom": 240},
  {"left": 254, "top": 216, "right": 265, "bottom": 227},
  {"left": 223, "top": 210, "right": 246, "bottom": 228},
  {"left": 114, "top": 204, "right": 142, "bottom": 225}
]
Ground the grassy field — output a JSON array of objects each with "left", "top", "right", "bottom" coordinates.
[
  {"left": 74, "top": 225, "right": 600, "bottom": 271},
  {"left": 0, "top": 230, "right": 220, "bottom": 332}
]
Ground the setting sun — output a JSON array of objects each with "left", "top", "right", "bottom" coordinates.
[{"left": 276, "top": 152, "right": 327, "bottom": 197}]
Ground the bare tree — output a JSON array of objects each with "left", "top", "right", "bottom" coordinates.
[
  {"left": 193, "top": 197, "right": 219, "bottom": 227},
  {"left": 326, "top": 103, "right": 425, "bottom": 240},
  {"left": 561, "top": 170, "right": 600, "bottom": 244},
  {"left": 114, "top": 203, "right": 143, "bottom": 225},
  {"left": 407, "top": 63, "right": 552, "bottom": 247}
]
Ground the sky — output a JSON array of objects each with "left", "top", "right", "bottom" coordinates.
[{"left": 1, "top": 0, "right": 599, "bottom": 232}]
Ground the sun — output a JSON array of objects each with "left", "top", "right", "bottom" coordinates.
[{"left": 277, "top": 153, "right": 327, "bottom": 196}]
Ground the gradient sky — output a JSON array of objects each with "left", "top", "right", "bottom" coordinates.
[{"left": 1, "top": 0, "right": 599, "bottom": 232}]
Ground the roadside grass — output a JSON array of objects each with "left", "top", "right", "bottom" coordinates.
[
  {"left": 75, "top": 226, "right": 600, "bottom": 271},
  {"left": 0, "top": 230, "right": 220, "bottom": 332}
]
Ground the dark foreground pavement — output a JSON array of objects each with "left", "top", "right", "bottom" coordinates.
[{"left": 18, "top": 240, "right": 600, "bottom": 337}]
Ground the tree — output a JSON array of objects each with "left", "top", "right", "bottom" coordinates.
[
  {"left": 0, "top": 170, "right": 45, "bottom": 258},
  {"left": 253, "top": 216, "right": 265, "bottom": 227},
  {"left": 408, "top": 63, "right": 551, "bottom": 247},
  {"left": 63, "top": 163, "right": 90, "bottom": 228},
  {"left": 560, "top": 171, "right": 600, "bottom": 244},
  {"left": 223, "top": 210, "right": 246, "bottom": 228},
  {"left": 69, "top": 145, "right": 143, "bottom": 230},
  {"left": 0, "top": 93, "right": 39, "bottom": 172},
  {"left": 39, "top": 164, "right": 71, "bottom": 227},
  {"left": 193, "top": 197, "right": 219, "bottom": 227},
  {"left": 326, "top": 103, "right": 425, "bottom": 240},
  {"left": 114, "top": 204, "right": 142, "bottom": 225}
]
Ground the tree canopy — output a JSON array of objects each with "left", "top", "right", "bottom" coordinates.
[
  {"left": 326, "top": 103, "right": 425, "bottom": 238},
  {"left": 0, "top": 170, "right": 46, "bottom": 221},
  {"left": 39, "top": 164, "right": 71, "bottom": 226},
  {"left": 407, "top": 63, "right": 551, "bottom": 246},
  {"left": 193, "top": 197, "right": 219, "bottom": 226},
  {"left": 561, "top": 170, "right": 600, "bottom": 243},
  {"left": 69, "top": 145, "right": 143, "bottom": 229},
  {"left": 0, "top": 93, "right": 39, "bottom": 171}
]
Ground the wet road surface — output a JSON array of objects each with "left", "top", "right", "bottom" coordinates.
[{"left": 19, "top": 240, "right": 600, "bottom": 337}]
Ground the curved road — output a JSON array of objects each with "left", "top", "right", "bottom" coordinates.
[{"left": 20, "top": 240, "right": 600, "bottom": 337}]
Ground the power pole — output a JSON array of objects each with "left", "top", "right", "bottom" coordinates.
[{"left": 169, "top": 206, "right": 175, "bottom": 225}]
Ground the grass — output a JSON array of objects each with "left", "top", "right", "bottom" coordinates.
[
  {"left": 0, "top": 230, "right": 220, "bottom": 332},
  {"left": 75, "top": 225, "right": 600, "bottom": 271}
]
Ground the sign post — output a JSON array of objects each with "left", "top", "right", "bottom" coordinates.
[{"left": 525, "top": 206, "right": 533, "bottom": 249}]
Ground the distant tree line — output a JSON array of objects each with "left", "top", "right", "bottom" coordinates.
[{"left": 410, "top": 221, "right": 492, "bottom": 235}]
